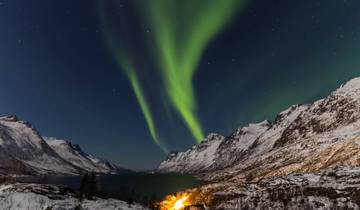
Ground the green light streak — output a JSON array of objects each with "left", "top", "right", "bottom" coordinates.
[
  {"left": 97, "top": 1, "right": 167, "bottom": 152},
  {"left": 143, "top": 0, "right": 248, "bottom": 143},
  {"left": 113, "top": 56, "right": 167, "bottom": 152},
  {"left": 128, "top": 70, "right": 162, "bottom": 147},
  {"left": 114, "top": 59, "right": 166, "bottom": 151}
]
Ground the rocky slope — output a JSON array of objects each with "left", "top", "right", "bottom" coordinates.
[
  {"left": 0, "top": 116, "right": 127, "bottom": 176},
  {"left": 200, "top": 166, "right": 360, "bottom": 210},
  {"left": 0, "top": 183, "right": 148, "bottom": 210},
  {"left": 158, "top": 77, "right": 360, "bottom": 209}
]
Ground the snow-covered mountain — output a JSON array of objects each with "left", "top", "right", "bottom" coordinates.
[
  {"left": 0, "top": 116, "right": 127, "bottom": 176},
  {"left": 157, "top": 77, "right": 360, "bottom": 209},
  {"left": 158, "top": 78, "right": 360, "bottom": 179},
  {"left": 45, "top": 137, "right": 128, "bottom": 175}
]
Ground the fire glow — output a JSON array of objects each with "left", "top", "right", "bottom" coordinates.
[{"left": 160, "top": 192, "right": 191, "bottom": 210}]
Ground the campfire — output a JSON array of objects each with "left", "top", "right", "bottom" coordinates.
[
  {"left": 159, "top": 192, "right": 192, "bottom": 210},
  {"left": 159, "top": 189, "right": 208, "bottom": 210}
]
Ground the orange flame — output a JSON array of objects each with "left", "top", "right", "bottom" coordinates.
[{"left": 160, "top": 192, "right": 192, "bottom": 210}]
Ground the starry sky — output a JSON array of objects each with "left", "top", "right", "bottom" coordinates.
[{"left": 1, "top": 0, "right": 360, "bottom": 170}]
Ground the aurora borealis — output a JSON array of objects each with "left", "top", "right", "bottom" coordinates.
[
  {"left": 142, "top": 0, "right": 247, "bottom": 144},
  {"left": 98, "top": 1, "right": 163, "bottom": 150},
  {"left": 98, "top": 0, "right": 248, "bottom": 149},
  {"left": 1, "top": 0, "right": 360, "bottom": 169}
]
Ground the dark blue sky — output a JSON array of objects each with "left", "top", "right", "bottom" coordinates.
[{"left": 1, "top": 0, "right": 360, "bottom": 170}]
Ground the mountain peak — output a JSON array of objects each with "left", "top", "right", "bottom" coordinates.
[
  {"left": 335, "top": 77, "right": 360, "bottom": 96},
  {"left": 200, "top": 133, "right": 224, "bottom": 143},
  {"left": 0, "top": 115, "right": 19, "bottom": 122},
  {"left": 237, "top": 120, "right": 270, "bottom": 133}
]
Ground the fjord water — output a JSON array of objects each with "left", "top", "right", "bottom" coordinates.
[{"left": 18, "top": 173, "right": 204, "bottom": 201}]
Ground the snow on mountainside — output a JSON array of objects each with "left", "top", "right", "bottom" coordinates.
[
  {"left": 158, "top": 77, "right": 360, "bottom": 181},
  {"left": 159, "top": 133, "right": 225, "bottom": 173},
  {"left": 0, "top": 116, "right": 127, "bottom": 176},
  {"left": 157, "top": 104, "right": 308, "bottom": 178},
  {"left": 45, "top": 137, "right": 128, "bottom": 174}
]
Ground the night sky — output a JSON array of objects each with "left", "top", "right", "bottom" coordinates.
[{"left": 1, "top": 0, "right": 360, "bottom": 170}]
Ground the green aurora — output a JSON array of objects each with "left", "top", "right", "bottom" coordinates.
[
  {"left": 141, "top": 0, "right": 248, "bottom": 143},
  {"left": 97, "top": 1, "right": 166, "bottom": 152},
  {"left": 98, "top": 0, "right": 248, "bottom": 149}
]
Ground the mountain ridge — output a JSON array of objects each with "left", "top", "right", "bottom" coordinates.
[
  {"left": 158, "top": 77, "right": 360, "bottom": 180},
  {"left": 0, "top": 115, "right": 129, "bottom": 176}
]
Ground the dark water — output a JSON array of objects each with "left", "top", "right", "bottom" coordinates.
[{"left": 18, "top": 173, "right": 204, "bottom": 201}]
